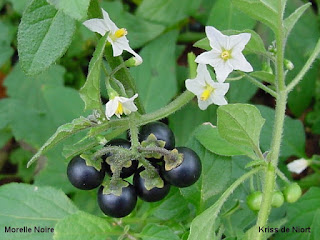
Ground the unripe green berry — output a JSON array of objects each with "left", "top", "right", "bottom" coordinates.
[
  {"left": 247, "top": 191, "right": 263, "bottom": 211},
  {"left": 271, "top": 191, "right": 284, "bottom": 208},
  {"left": 283, "top": 183, "right": 302, "bottom": 203}
]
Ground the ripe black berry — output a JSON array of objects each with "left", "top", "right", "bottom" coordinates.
[
  {"left": 162, "top": 147, "right": 201, "bottom": 188},
  {"left": 67, "top": 156, "right": 105, "bottom": 190},
  {"left": 139, "top": 122, "right": 175, "bottom": 150},
  {"left": 97, "top": 184, "right": 137, "bottom": 218},
  {"left": 133, "top": 167, "right": 170, "bottom": 202}
]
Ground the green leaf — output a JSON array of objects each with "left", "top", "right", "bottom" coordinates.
[
  {"left": 79, "top": 34, "right": 108, "bottom": 114},
  {"left": 232, "top": 0, "right": 280, "bottom": 33},
  {"left": 136, "top": 0, "right": 201, "bottom": 26},
  {"left": 194, "top": 29, "right": 266, "bottom": 55},
  {"left": 4, "top": 63, "right": 64, "bottom": 111},
  {"left": 180, "top": 136, "right": 232, "bottom": 211},
  {"left": 53, "top": 212, "right": 117, "bottom": 240},
  {"left": 151, "top": 189, "right": 190, "bottom": 221},
  {"left": 217, "top": 104, "right": 265, "bottom": 156},
  {"left": 195, "top": 124, "right": 253, "bottom": 157},
  {"left": 139, "top": 224, "right": 180, "bottom": 240},
  {"left": 102, "top": 1, "right": 165, "bottom": 49},
  {"left": 250, "top": 71, "right": 275, "bottom": 84},
  {"left": 207, "top": 0, "right": 256, "bottom": 30},
  {"left": 27, "top": 117, "right": 92, "bottom": 167},
  {"left": 284, "top": 2, "right": 311, "bottom": 37},
  {"left": 169, "top": 102, "right": 218, "bottom": 146},
  {"left": 18, "top": 0, "right": 76, "bottom": 75},
  {"left": 63, "top": 137, "right": 98, "bottom": 159},
  {"left": 257, "top": 105, "right": 306, "bottom": 158},
  {"left": 47, "top": 0, "right": 90, "bottom": 21},
  {"left": 131, "top": 31, "right": 178, "bottom": 113},
  {"left": 0, "top": 183, "right": 78, "bottom": 240},
  {"left": 274, "top": 187, "right": 320, "bottom": 240}
]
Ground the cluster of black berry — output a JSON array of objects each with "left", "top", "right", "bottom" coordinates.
[{"left": 67, "top": 122, "right": 202, "bottom": 218}]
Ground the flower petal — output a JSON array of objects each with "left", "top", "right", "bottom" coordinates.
[
  {"left": 185, "top": 79, "right": 204, "bottom": 96},
  {"left": 287, "top": 159, "right": 309, "bottom": 174},
  {"left": 105, "top": 98, "right": 118, "bottom": 120},
  {"left": 197, "top": 98, "right": 213, "bottom": 110},
  {"left": 195, "top": 51, "right": 221, "bottom": 67},
  {"left": 102, "top": 9, "right": 118, "bottom": 33},
  {"left": 212, "top": 82, "right": 230, "bottom": 96},
  {"left": 211, "top": 94, "right": 228, "bottom": 105},
  {"left": 205, "top": 26, "right": 227, "bottom": 51},
  {"left": 83, "top": 19, "right": 108, "bottom": 36},
  {"left": 229, "top": 52, "right": 253, "bottom": 72},
  {"left": 229, "top": 33, "right": 251, "bottom": 53},
  {"left": 214, "top": 61, "right": 233, "bottom": 82}
]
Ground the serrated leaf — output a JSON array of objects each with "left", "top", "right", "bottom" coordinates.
[
  {"left": 47, "top": 0, "right": 90, "bottom": 21},
  {"left": 27, "top": 117, "right": 92, "bottom": 167},
  {"left": 79, "top": 34, "right": 108, "bottom": 114},
  {"left": 284, "top": 3, "right": 311, "bottom": 37},
  {"left": 250, "top": 71, "right": 275, "bottom": 84},
  {"left": 217, "top": 104, "right": 265, "bottom": 155},
  {"left": 140, "top": 224, "right": 180, "bottom": 240},
  {"left": 232, "top": 0, "right": 280, "bottom": 33},
  {"left": 63, "top": 137, "right": 99, "bottom": 159},
  {"left": 0, "top": 183, "right": 78, "bottom": 240},
  {"left": 195, "top": 124, "right": 255, "bottom": 157},
  {"left": 53, "top": 211, "right": 118, "bottom": 240},
  {"left": 194, "top": 29, "right": 266, "bottom": 55},
  {"left": 18, "top": 0, "right": 76, "bottom": 75}
]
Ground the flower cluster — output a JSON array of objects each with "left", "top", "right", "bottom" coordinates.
[
  {"left": 186, "top": 26, "right": 253, "bottom": 110},
  {"left": 84, "top": 8, "right": 254, "bottom": 118},
  {"left": 83, "top": 9, "right": 141, "bottom": 120}
]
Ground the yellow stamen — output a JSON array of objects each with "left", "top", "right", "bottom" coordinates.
[
  {"left": 200, "top": 85, "right": 215, "bottom": 101},
  {"left": 221, "top": 50, "right": 231, "bottom": 60},
  {"left": 114, "top": 28, "right": 127, "bottom": 38},
  {"left": 116, "top": 102, "right": 123, "bottom": 116}
]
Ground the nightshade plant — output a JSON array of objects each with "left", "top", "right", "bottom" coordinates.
[{"left": 1, "top": 0, "right": 320, "bottom": 239}]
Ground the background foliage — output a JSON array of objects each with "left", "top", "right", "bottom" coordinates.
[{"left": 0, "top": 0, "right": 319, "bottom": 239}]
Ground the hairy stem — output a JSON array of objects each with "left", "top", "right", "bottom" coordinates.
[{"left": 253, "top": 2, "right": 287, "bottom": 239}]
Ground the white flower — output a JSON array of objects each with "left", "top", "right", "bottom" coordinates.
[
  {"left": 185, "top": 64, "right": 229, "bottom": 110},
  {"left": 287, "top": 158, "right": 310, "bottom": 174},
  {"left": 195, "top": 26, "right": 253, "bottom": 82},
  {"left": 83, "top": 9, "right": 142, "bottom": 63},
  {"left": 105, "top": 94, "right": 138, "bottom": 120}
]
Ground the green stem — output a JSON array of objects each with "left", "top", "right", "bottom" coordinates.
[
  {"left": 129, "top": 114, "right": 140, "bottom": 149},
  {"left": 286, "top": 37, "right": 320, "bottom": 92},
  {"left": 244, "top": 73, "right": 277, "bottom": 97},
  {"left": 253, "top": 3, "right": 287, "bottom": 239},
  {"left": 139, "top": 91, "right": 194, "bottom": 125},
  {"left": 276, "top": 168, "right": 290, "bottom": 183},
  {"left": 104, "top": 47, "right": 146, "bottom": 114}
]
